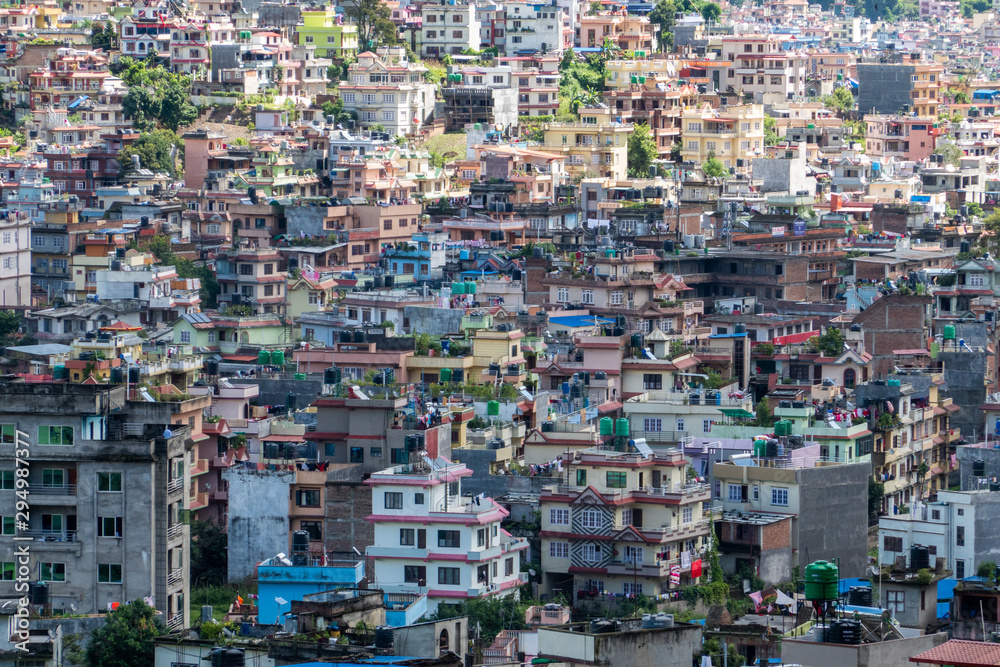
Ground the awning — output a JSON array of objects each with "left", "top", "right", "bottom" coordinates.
[
  {"left": 260, "top": 434, "right": 306, "bottom": 442},
  {"left": 222, "top": 354, "right": 259, "bottom": 362},
  {"left": 719, "top": 408, "right": 754, "bottom": 419}
]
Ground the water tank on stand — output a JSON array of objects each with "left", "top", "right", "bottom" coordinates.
[{"left": 910, "top": 545, "right": 930, "bottom": 571}]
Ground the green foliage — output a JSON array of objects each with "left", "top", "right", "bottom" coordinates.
[
  {"left": 0, "top": 310, "right": 22, "bottom": 344},
  {"left": 499, "top": 383, "right": 519, "bottom": 400},
  {"left": 764, "top": 115, "right": 779, "bottom": 146},
  {"left": 934, "top": 142, "right": 963, "bottom": 167},
  {"left": 700, "top": 1, "right": 721, "bottom": 21},
  {"left": 118, "top": 129, "right": 182, "bottom": 177},
  {"left": 90, "top": 22, "right": 116, "bottom": 49},
  {"left": 952, "top": 90, "right": 970, "bottom": 104},
  {"left": 978, "top": 561, "right": 997, "bottom": 579},
  {"left": 134, "top": 234, "right": 220, "bottom": 308},
  {"left": 755, "top": 397, "right": 773, "bottom": 427},
  {"left": 702, "top": 150, "right": 727, "bottom": 178},
  {"left": 868, "top": 478, "right": 884, "bottom": 525},
  {"left": 84, "top": 600, "right": 164, "bottom": 667},
  {"left": 199, "top": 620, "right": 240, "bottom": 642},
  {"left": 347, "top": 0, "right": 397, "bottom": 52},
  {"left": 814, "top": 326, "right": 845, "bottom": 357},
  {"left": 627, "top": 123, "right": 657, "bottom": 178},
  {"left": 648, "top": 0, "right": 677, "bottom": 52},
  {"left": 118, "top": 59, "right": 198, "bottom": 132},
  {"left": 426, "top": 594, "right": 529, "bottom": 644},
  {"left": 191, "top": 519, "right": 227, "bottom": 586},
  {"left": 822, "top": 86, "right": 855, "bottom": 113},
  {"left": 916, "top": 568, "right": 933, "bottom": 585}
]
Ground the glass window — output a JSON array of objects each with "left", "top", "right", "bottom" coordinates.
[
  {"left": 38, "top": 425, "right": 73, "bottom": 446},
  {"left": 438, "top": 567, "right": 461, "bottom": 585},
  {"left": 438, "top": 530, "right": 460, "bottom": 548},
  {"left": 350, "top": 447, "right": 364, "bottom": 462},
  {"left": 98, "top": 516, "right": 122, "bottom": 537},
  {"left": 549, "top": 541, "right": 569, "bottom": 558},
  {"left": 40, "top": 563, "right": 66, "bottom": 582},
  {"left": 404, "top": 565, "right": 426, "bottom": 583},
  {"left": 606, "top": 471, "right": 627, "bottom": 488},
  {"left": 98, "top": 564, "right": 122, "bottom": 583},
  {"left": 549, "top": 508, "right": 569, "bottom": 525},
  {"left": 385, "top": 492, "right": 403, "bottom": 509},
  {"left": 0, "top": 424, "right": 15, "bottom": 444},
  {"left": 400, "top": 528, "right": 415, "bottom": 546}
]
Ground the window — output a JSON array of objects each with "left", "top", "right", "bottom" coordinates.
[
  {"left": 677, "top": 418, "right": 685, "bottom": 432},
  {"left": 325, "top": 443, "right": 336, "bottom": 457},
  {"left": 956, "top": 559, "right": 966, "bottom": 579},
  {"left": 296, "top": 490, "right": 320, "bottom": 507},
  {"left": 42, "top": 470, "right": 63, "bottom": 488},
  {"left": 576, "top": 468, "right": 587, "bottom": 486},
  {"left": 300, "top": 521, "right": 322, "bottom": 540},
  {"left": 180, "top": 330, "right": 191, "bottom": 343},
  {"left": 385, "top": 492, "right": 403, "bottom": 509},
  {"left": 1, "top": 562, "right": 13, "bottom": 580},
  {"left": 549, "top": 541, "right": 569, "bottom": 558},
  {"left": 682, "top": 507, "right": 693, "bottom": 524},
  {"left": 771, "top": 488, "right": 788, "bottom": 506},
  {"left": 400, "top": 528, "right": 415, "bottom": 546},
  {"left": 350, "top": 447, "right": 364, "bottom": 462},
  {"left": 505, "top": 557, "right": 515, "bottom": 576},
  {"left": 40, "top": 563, "right": 66, "bottom": 582},
  {"left": 383, "top": 93, "right": 395, "bottom": 103},
  {"left": 98, "top": 516, "right": 122, "bottom": 537},
  {"left": 438, "top": 567, "right": 461, "bottom": 585},
  {"left": 557, "top": 287, "right": 569, "bottom": 302},
  {"left": 343, "top": 93, "right": 355, "bottom": 103},
  {"left": 1, "top": 516, "right": 13, "bottom": 535},
  {"left": 643, "top": 374, "right": 662, "bottom": 390},
  {"left": 38, "top": 425, "right": 73, "bottom": 446},
  {"left": 887, "top": 590, "right": 904, "bottom": 613},
  {"left": 703, "top": 419, "right": 712, "bottom": 434},
  {"left": 550, "top": 508, "right": 569, "bottom": 525},
  {"left": 582, "top": 289, "right": 594, "bottom": 304},
  {"left": 621, "top": 509, "right": 632, "bottom": 526},
  {"left": 581, "top": 543, "right": 601, "bottom": 562},
  {"left": 98, "top": 564, "right": 122, "bottom": 583},
  {"left": 0, "top": 471, "right": 13, "bottom": 489},
  {"left": 581, "top": 509, "right": 603, "bottom": 529},
  {"left": 883, "top": 535, "right": 904, "bottom": 552},
  {"left": 643, "top": 418, "right": 662, "bottom": 432},
  {"left": 371, "top": 447, "right": 382, "bottom": 458},
  {"left": 382, "top": 111, "right": 395, "bottom": 122},
  {"left": 404, "top": 565, "right": 426, "bottom": 583},
  {"left": 610, "top": 291, "right": 623, "bottom": 305},
  {"left": 415, "top": 493, "right": 425, "bottom": 505},
  {"left": 957, "top": 526, "right": 965, "bottom": 546},
  {"left": 477, "top": 529, "right": 486, "bottom": 547},
  {"left": 438, "top": 530, "right": 460, "bottom": 548},
  {"left": 729, "top": 484, "right": 747, "bottom": 502},
  {"left": 607, "top": 471, "right": 627, "bottom": 488},
  {"left": 391, "top": 448, "right": 406, "bottom": 463}
]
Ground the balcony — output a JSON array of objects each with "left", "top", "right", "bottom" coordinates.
[
  {"left": 167, "top": 614, "right": 184, "bottom": 630},
  {"left": 19, "top": 530, "right": 78, "bottom": 542},
  {"left": 210, "top": 489, "right": 228, "bottom": 501},
  {"left": 605, "top": 559, "right": 670, "bottom": 577},
  {"left": 167, "top": 568, "right": 184, "bottom": 587},
  {"left": 167, "top": 523, "right": 185, "bottom": 540},
  {"left": 167, "top": 478, "right": 184, "bottom": 494},
  {"left": 190, "top": 491, "right": 209, "bottom": 510},
  {"left": 190, "top": 459, "right": 210, "bottom": 477},
  {"left": 28, "top": 484, "right": 76, "bottom": 496}
]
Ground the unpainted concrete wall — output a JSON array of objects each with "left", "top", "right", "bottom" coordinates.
[
  {"left": 226, "top": 468, "right": 295, "bottom": 580},
  {"left": 797, "top": 462, "right": 871, "bottom": 578}
]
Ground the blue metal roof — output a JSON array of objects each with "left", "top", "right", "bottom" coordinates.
[{"left": 549, "top": 315, "right": 616, "bottom": 328}]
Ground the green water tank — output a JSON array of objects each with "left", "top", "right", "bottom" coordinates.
[
  {"left": 931, "top": 341, "right": 940, "bottom": 359},
  {"left": 440, "top": 368, "right": 452, "bottom": 382},
  {"left": 944, "top": 325, "right": 956, "bottom": 340},
  {"left": 888, "top": 378, "right": 901, "bottom": 387},
  {"left": 258, "top": 350, "right": 271, "bottom": 365},
  {"left": 630, "top": 75, "right": 637, "bottom": 83},
  {"left": 804, "top": 561, "right": 840, "bottom": 601},
  {"left": 600, "top": 417, "right": 614, "bottom": 436},
  {"left": 465, "top": 281, "right": 477, "bottom": 295},
  {"left": 487, "top": 400, "right": 500, "bottom": 416},
  {"left": 615, "top": 418, "right": 630, "bottom": 437},
  {"left": 753, "top": 439, "right": 767, "bottom": 457},
  {"left": 272, "top": 349, "right": 285, "bottom": 366},
  {"left": 294, "top": 372, "right": 306, "bottom": 380},
  {"left": 775, "top": 420, "right": 792, "bottom": 437},
  {"left": 452, "top": 282, "right": 465, "bottom": 295}
]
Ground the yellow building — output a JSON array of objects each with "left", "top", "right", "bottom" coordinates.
[
  {"left": 539, "top": 444, "right": 711, "bottom": 597},
  {"left": 405, "top": 326, "right": 527, "bottom": 386},
  {"left": 541, "top": 106, "right": 631, "bottom": 180},
  {"left": 680, "top": 103, "right": 766, "bottom": 173},
  {"left": 296, "top": 7, "right": 359, "bottom": 60}
]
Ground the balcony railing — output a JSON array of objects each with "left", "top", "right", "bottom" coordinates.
[
  {"left": 167, "top": 568, "right": 184, "bottom": 587},
  {"left": 167, "top": 613, "right": 184, "bottom": 630},
  {"left": 166, "top": 523, "right": 184, "bottom": 540},
  {"left": 166, "top": 478, "right": 184, "bottom": 494},
  {"left": 190, "top": 459, "right": 210, "bottom": 477},
  {"left": 28, "top": 484, "right": 76, "bottom": 495},
  {"left": 20, "top": 530, "right": 78, "bottom": 541}
]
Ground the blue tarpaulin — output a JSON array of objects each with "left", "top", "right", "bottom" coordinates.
[{"left": 549, "top": 315, "right": 615, "bottom": 328}]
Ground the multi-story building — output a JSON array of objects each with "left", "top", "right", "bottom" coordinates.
[
  {"left": 857, "top": 59, "right": 944, "bottom": 118},
  {"left": 719, "top": 37, "right": 808, "bottom": 101},
  {"left": 119, "top": 10, "right": 173, "bottom": 60},
  {"left": 441, "top": 65, "right": 519, "bottom": 130},
  {"left": 0, "top": 382, "right": 205, "bottom": 629},
  {"left": 214, "top": 246, "right": 287, "bottom": 315},
  {"left": 498, "top": 55, "right": 560, "bottom": 117},
  {"left": 340, "top": 47, "right": 436, "bottom": 136},
  {"left": 28, "top": 49, "right": 111, "bottom": 111},
  {"left": 419, "top": 1, "right": 481, "bottom": 58},
  {"left": 0, "top": 206, "right": 32, "bottom": 307},
  {"left": 365, "top": 457, "right": 529, "bottom": 613},
  {"left": 503, "top": 1, "right": 565, "bottom": 55},
  {"left": 539, "top": 443, "right": 711, "bottom": 598},
  {"left": 541, "top": 106, "right": 631, "bottom": 180},
  {"left": 680, "top": 104, "right": 766, "bottom": 172},
  {"left": 576, "top": 12, "right": 655, "bottom": 52},
  {"left": 296, "top": 7, "right": 359, "bottom": 60},
  {"left": 864, "top": 114, "right": 941, "bottom": 162}
]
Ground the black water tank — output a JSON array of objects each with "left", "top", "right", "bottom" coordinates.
[
  {"left": 974, "top": 459, "right": 986, "bottom": 476},
  {"left": 838, "top": 620, "right": 862, "bottom": 645},
  {"left": 533, "top": 247, "right": 544, "bottom": 258},
  {"left": 340, "top": 331, "right": 352, "bottom": 343},
  {"left": 613, "top": 327, "right": 625, "bottom": 337},
  {"left": 512, "top": 268, "right": 522, "bottom": 281},
  {"left": 594, "top": 371, "right": 607, "bottom": 380},
  {"left": 353, "top": 330, "right": 366, "bottom": 343},
  {"left": 541, "top": 422, "right": 555, "bottom": 432},
  {"left": 910, "top": 544, "right": 930, "bottom": 571},
  {"left": 204, "top": 360, "right": 219, "bottom": 375},
  {"left": 375, "top": 626, "right": 394, "bottom": 648},
  {"left": 292, "top": 530, "right": 310, "bottom": 553},
  {"left": 110, "top": 367, "right": 124, "bottom": 384},
  {"left": 210, "top": 648, "right": 246, "bottom": 667},
  {"left": 452, "top": 369, "right": 464, "bottom": 382},
  {"left": 29, "top": 582, "right": 49, "bottom": 605},
  {"left": 374, "top": 275, "right": 385, "bottom": 288},
  {"left": 384, "top": 275, "right": 394, "bottom": 288},
  {"left": 324, "top": 367, "right": 340, "bottom": 384},
  {"left": 128, "top": 367, "right": 141, "bottom": 383},
  {"left": 406, "top": 434, "right": 417, "bottom": 452},
  {"left": 848, "top": 586, "right": 874, "bottom": 607}
]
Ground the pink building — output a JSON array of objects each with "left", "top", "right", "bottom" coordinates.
[{"left": 865, "top": 114, "right": 941, "bottom": 162}]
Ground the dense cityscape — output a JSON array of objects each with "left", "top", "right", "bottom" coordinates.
[{"left": 1, "top": 0, "right": 1000, "bottom": 664}]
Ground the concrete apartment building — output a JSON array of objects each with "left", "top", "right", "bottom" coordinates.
[
  {"left": 879, "top": 490, "right": 1000, "bottom": 580},
  {"left": 420, "top": 1, "right": 481, "bottom": 58},
  {"left": 340, "top": 47, "right": 436, "bottom": 136},
  {"left": 365, "top": 457, "right": 529, "bottom": 613},
  {"left": 712, "top": 460, "right": 871, "bottom": 582},
  {"left": 498, "top": 55, "right": 561, "bottom": 117},
  {"left": 538, "top": 444, "right": 712, "bottom": 599},
  {"left": 864, "top": 114, "right": 941, "bottom": 162},
  {"left": 503, "top": 1, "right": 565, "bottom": 55},
  {"left": 541, "top": 105, "right": 631, "bottom": 180},
  {"left": 719, "top": 37, "right": 808, "bottom": 102},
  {"left": 680, "top": 104, "right": 766, "bottom": 173},
  {"left": 214, "top": 245, "right": 287, "bottom": 315},
  {"left": 0, "top": 382, "right": 197, "bottom": 629}
]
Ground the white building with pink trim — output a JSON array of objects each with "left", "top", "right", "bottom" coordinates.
[{"left": 365, "top": 457, "right": 529, "bottom": 614}]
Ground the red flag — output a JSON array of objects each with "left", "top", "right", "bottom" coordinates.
[{"left": 691, "top": 559, "right": 703, "bottom": 578}]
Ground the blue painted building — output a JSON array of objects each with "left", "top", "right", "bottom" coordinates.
[
  {"left": 258, "top": 559, "right": 366, "bottom": 624},
  {"left": 384, "top": 232, "right": 448, "bottom": 280}
]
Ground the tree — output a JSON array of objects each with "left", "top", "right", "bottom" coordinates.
[
  {"left": 648, "top": 0, "right": 677, "bottom": 52},
  {"left": 813, "top": 326, "right": 845, "bottom": 357},
  {"left": 588, "top": 0, "right": 603, "bottom": 13},
  {"left": 560, "top": 47, "right": 575, "bottom": 71},
  {"left": 84, "top": 600, "right": 164, "bottom": 667},
  {"left": 191, "top": 519, "right": 228, "bottom": 586},
  {"left": 627, "top": 123, "right": 657, "bottom": 178},
  {"left": 157, "top": 81, "right": 198, "bottom": 132},
  {"left": 121, "top": 86, "right": 160, "bottom": 132},
  {"left": 346, "top": 0, "right": 398, "bottom": 52},
  {"left": 822, "top": 86, "right": 854, "bottom": 113},
  {"left": 764, "top": 115, "right": 779, "bottom": 146},
  {"left": 952, "top": 90, "right": 970, "bottom": 104},
  {"left": 754, "top": 397, "right": 773, "bottom": 427},
  {"left": 118, "top": 129, "right": 182, "bottom": 176},
  {"left": 702, "top": 150, "right": 727, "bottom": 178},
  {"left": 0, "top": 310, "right": 21, "bottom": 342},
  {"left": 91, "top": 22, "right": 116, "bottom": 49},
  {"left": 700, "top": 2, "right": 721, "bottom": 22},
  {"left": 428, "top": 594, "right": 529, "bottom": 644},
  {"left": 933, "top": 141, "right": 963, "bottom": 167}
]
